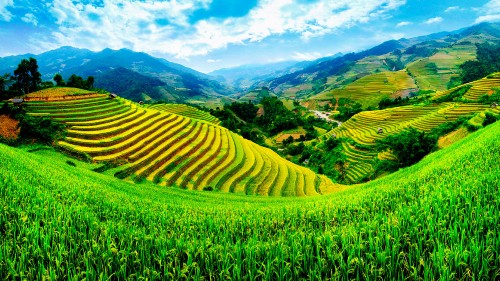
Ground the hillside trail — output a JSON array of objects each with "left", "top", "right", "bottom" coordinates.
[{"left": 311, "top": 110, "right": 343, "bottom": 126}]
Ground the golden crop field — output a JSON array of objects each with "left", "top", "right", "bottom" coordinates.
[
  {"left": 148, "top": 103, "right": 220, "bottom": 124},
  {"left": 312, "top": 70, "right": 418, "bottom": 107}
]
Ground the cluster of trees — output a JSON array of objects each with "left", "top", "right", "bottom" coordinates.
[
  {"left": 334, "top": 98, "right": 364, "bottom": 121},
  {"left": 284, "top": 136, "right": 346, "bottom": 182},
  {"left": 54, "top": 73, "right": 94, "bottom": 90},
  {"left": 459, "top": 43, "right": 500, "bottom": 83},
  {"left": 210, "top": 97, "right": 332, "bottom": 144},
  {"left": 378, "top": 96, "right": 410, "bottom": 109}
]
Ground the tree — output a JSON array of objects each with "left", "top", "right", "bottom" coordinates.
[
  {"left": 87, "top": 76, "right": 94, "bottom": 89},
  {"left": 377, "top": 127, "right": 437, "bottom": 167},
  {"left": 67, "top": 74, "right": 85, "bottom": 88},
  {"left": 12, "top": 57, "right": 41, "bottom": 94},
  {"left": 54, "top": 74, "right": 65, "bottom": 86}
]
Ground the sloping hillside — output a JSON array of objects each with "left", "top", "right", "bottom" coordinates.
[
  {"left": 0, "top": 118, "right": 498, "bottom": 279},
  {"left": 261, "top": 22, "right": 500, "bottom": 104},
  {"left": 23, "top": 88, "right": 337, "bottom": 196},
  {"left": 313, "top": 74, "right": 500, "bottom": 183}
]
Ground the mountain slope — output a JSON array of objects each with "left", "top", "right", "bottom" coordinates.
[
  {"left": 0, "top": 47, "right": 234, "bottom": 103},
  {"left": 263, "top": 22, "right": 500, "bottom": 100}
]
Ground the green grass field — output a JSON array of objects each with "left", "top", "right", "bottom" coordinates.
[{"left": 1, "top": 120, "right": 498, "bottom": 279}]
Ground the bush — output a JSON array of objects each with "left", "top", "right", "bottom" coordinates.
[
  {"left": 66, "top": 160, "right": 76, "bottom": 167},
  {"left": 18, "top": 115, "right": 66, "bottom": 144},
  {"left": 377, "top": 127, "right": 437, "bottom": 167},
  {"left": 483, "top": 112, "right": 499, "bottom": 127},
  {"left": 464, "top": 121, "right": 481, "bottom": 132},
  {"left": 203, "top": 186, "right": 214, "bottom": 191}
]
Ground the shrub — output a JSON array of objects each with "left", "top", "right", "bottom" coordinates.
[
  {"left": 203, "top": 186, "right": 214, "bottom": 191},
  {"left": 377, "top": 127, "right": 437, "bottom": 167},
  {"left": 66, "top": 160, "right": 76, "bottom": 167},
  {"left": 18, "top": 115, "right": 66, "bottom": 144},
  {"left": 483, "top": 112, "right": 499, "bottom": 127}
]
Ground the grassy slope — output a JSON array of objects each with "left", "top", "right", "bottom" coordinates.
[{"left": 1, "top": 121, "right": 499, "bottom": 279}]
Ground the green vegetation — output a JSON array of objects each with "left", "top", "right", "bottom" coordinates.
[
  {"left": 459, "top": 43, "right": 500, "bottom": 83},
  {"left": 1, "top": 121, "right": 499, "bottom": 279},
  {"left": 211, "top": 97, "right": 330, "bottom": 144},
  {"left": 376, "top": 127, "right": 437, "bottom": 167}
]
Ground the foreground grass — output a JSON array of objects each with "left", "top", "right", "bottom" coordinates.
[{"left": 1, "top": 122, "right": 499, "bottom": 280}]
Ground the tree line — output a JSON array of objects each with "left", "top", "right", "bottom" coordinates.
[{"left": 0, "top": 57, "right": 95, "bottom": 100}]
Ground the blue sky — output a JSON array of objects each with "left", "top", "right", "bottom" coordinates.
[{"left": 0, "top": 0, "right": 499, "bottom": 73}]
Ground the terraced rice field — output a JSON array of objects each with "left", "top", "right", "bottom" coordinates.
[
  {"left": 312, "top": 70, "right": 417, "bottom": 107},
  {"left": 323, "top": 101, "right": 498, "bottom": 183},
  {"left": 24, "top": 94, "right": 337, "bottom": 196},
  {"left": 407, "top": 44, "right": 476, "bottom": 91},
  {"left": 433, "top": 75, "right": 500, "bottom": 101},
  {"left": 148, "top": 103, "right": 220, "bottom": 124},
  {"left": 25, "top": 87, "right": 96, "bottom": 100}
]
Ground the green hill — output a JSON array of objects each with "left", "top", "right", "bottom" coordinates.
[{"left": 1, "top": 119, "right": 498, "bottom": 279}]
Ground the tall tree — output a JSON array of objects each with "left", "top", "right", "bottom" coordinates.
[
  {"left": 86, "top": 76, "right": 94, "bottom": 89},
  {"left": 53, "top": 74, "right": 64, "bottom": 86},
  {"left": 12, "top": 57, "right": 41, "bottom": 94}
]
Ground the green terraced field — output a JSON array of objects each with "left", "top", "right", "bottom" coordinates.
[
  {"left": 148, "top": 103, "right": 220, "bottom": 124},
  {"left": 314, "top": 74, "right": 500, "bottom": 183},
  {"left": 312, "top": 70, "right": 418, "bottom": 107},
  {"left": 1, "top": 120, "right": 498, "bottom": 279},
  {"left": 433, "top": 74, "right": 500, "bottom": 101},
  {"left": 23, "top": 90, "right": 337, "bottom": 196},
  {"left": 407, "top": 44, "right": 477, "bottom": 91}
]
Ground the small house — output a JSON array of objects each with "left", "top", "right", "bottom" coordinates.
[
  {"left": 12, "top": 98, "right": 24, "bottom": 107},
  {"left": 139, "top": 101, "right": 144, "bottom": 105},
  {"left": 491, "top": 102, "right": 498, "bottom": 108},
  {"left": 109, "top": 93, "right": 118, "bottom": 99},
  {"left": 377, "top": 128, "right": 383, "bottom": 134}
]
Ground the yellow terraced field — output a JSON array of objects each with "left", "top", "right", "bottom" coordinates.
[
  {"left": 312, "top": 70, "right": 417, "bottom": 107},
  {"left": 148, "top": 103, "right": 220, "bottom": 124},
  {"left": 24, "top": 89, "right": 336, "bottom": 196}
]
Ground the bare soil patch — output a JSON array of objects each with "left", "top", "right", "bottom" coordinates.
[
  {"left": 0, "top": 115, "right": 19, "bottom": 139},
  {"left": 276, "top": 133, "right": 304, "bottom": 143}
]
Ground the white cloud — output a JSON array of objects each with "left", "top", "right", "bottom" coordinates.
[
  {"left": 39, "top": 0, "right": 406, "bottom": 59},
  {"left": 22, "top": 13, "right": 38, "bottom": 26},
  {"left": 292, "top": 51, "right": 323, "bottom": 61},
  {"left": 206, "top": 59, "right": 221, "bottom": 63},
  {"left": 475, "top": 0, "right": 500, "bottom": 23},
  {"left": 445, "top": 6, "right": 460, "bottom": 13},
  {"left": 396, "top": 21, "right": 411, "bottom": 27},
  {"left": 0, "top": 0, "right": 14, "bottom": 21},
  {"left": 424, "top": 17, "right": 443, "bottom": 24}
]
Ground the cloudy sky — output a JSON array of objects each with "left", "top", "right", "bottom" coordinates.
[{"left": 0, "top": 0, "right": 499, "bottom": 72}]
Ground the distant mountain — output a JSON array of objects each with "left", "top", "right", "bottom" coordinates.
[
  {"left": 0, "top": 47, "right": 234, "bottom": 103},
  {"left": 261, "top": 22, "right": 500, "bottom": 98},
  {"left": 210, "top": 53, "right": 343, "bottom": 91}
]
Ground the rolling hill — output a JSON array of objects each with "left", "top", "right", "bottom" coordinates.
[{"left": 0, "top": 114, "right": 498, "bottom": 279}]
